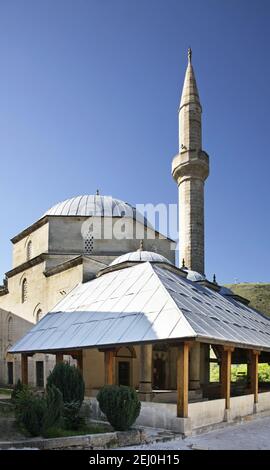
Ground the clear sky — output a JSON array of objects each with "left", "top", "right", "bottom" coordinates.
[{"left": 0, "top": 0, "right": 269, "bottom": 284}]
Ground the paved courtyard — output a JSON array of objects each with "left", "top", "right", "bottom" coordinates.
[{"left": 121, "top": 415, "right": 270, "bottom": 450}]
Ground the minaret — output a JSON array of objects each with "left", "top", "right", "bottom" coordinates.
[{"left": 172, "top": 49, "right": 209, "bottom": 274}]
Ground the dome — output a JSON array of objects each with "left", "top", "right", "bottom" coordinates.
[
  {"left": 110, "top": 251, "right": 172, "bottom": 266},
  {"left": 183, "top": 269, "right": 206, "bottom": 282},
  {"left": 43, "top": 194, "right": 147, "bottom": 224}
]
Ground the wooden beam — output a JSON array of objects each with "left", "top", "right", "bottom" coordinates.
[
  {"left": 104, "top": 350, "right": 114, "bottom": 385},
  {"left": 177, "top": 342, "right": 189, "bottom": 418},
  {"left": 55, "top": 352, "right": 63, "bottom": 364},
  {"left": 221, "top": 347, "right": 233, "bottom": 409},
  {"left": 250, "top": 350, "right": 260, "bottom": 404},
  {"left": 21, "top": 353, "right": 28, "bottom": 385}
]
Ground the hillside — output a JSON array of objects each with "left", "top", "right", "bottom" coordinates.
[{"left": 225, "top": 283, "right": 270, "bottom": 317}]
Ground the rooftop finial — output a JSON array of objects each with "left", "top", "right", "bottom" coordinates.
[
  {"left": 138, "top": 239, "right": 144, "bottom": 252},
  {"left": 96, "top": 189, "right": 100, "bottom": 196},
  {"left": 213, "top": 274, "right": 217, "bottom": 284},
  {"left": 188, "top": 47, "right": 192, "bottom": 64},
  {"left": 182, "top": 258, "right": 186, "bottom": 269}
]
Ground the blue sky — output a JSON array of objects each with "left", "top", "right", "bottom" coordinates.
[{"left": 0, "top": 0, "right": 269, "bottom": 284}]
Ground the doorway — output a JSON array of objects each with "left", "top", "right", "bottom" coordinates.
[
  {"left": 7, "top": 362, "right": 13, "bottom": 385},
  {"left": 118, "top": 361, "right": 130, "bottom": 386},
  {"left": 153, "top": 357, "right": 166, "bottom": 389},
  {"left": 36, "top": 361, "right": 44, "bottom": 387}
]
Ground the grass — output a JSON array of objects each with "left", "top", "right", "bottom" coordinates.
[
  {"left": 0, "top": 388, "right": 12, "bottom": 396},
  {"left": 225, "top": 283, "right": 270, "bottom": 317},
  {"left": 43, "top": 423, "right": 108, "bottom": 438}
]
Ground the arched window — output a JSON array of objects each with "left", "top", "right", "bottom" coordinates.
[
  {"left": 36, "top": 309, "right": 43, "bottom": 322},
  {"left": 22, "top": 278, "right": 28, "bottom": 303},
  {"left": 26, "top": 241, "right": 32, "bottom": 261},
  {"left": 7, "top": 317, "right": 13, "bottom": 341}
]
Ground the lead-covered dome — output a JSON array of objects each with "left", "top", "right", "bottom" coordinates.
[
  {"left": 182, "top": 269, "right": 206, "bottom": 282},
  {"left": 110, "top": 251, "right": 172, "bottom": 266},
  {"left": 43, "top": 195, "right": 146, "bottom": 223}
]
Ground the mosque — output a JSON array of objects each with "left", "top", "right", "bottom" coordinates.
[{"left": 1, "top": 50, "right": 270, "bottom": 433}]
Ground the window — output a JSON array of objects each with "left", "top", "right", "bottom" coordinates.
[
  {"left": 7, "top": 316, "right": 13, "bottom": 341},
  {"left": 36, "top": 309, "right": 43, "bottom": 322},
  {"left": 26, "top": 241, "right": 32, "bottom": 261},
  {"left": 84, "top": 233, "right": 94, "bottom": 254},
  {"left": 22, "top": 278, "right": 28, "bottom": 303}
]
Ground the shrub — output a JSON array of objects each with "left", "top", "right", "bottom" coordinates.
[
  {"left": 42, "top": 385, "right": 63, "bottom": 432},
  {"left": 47, "top": 362, "right": 85, "bottom": 405},
  {"left": 47, "top": 362, "right": 85, "bottom": 429},
  {"left": 11, "top": 379, "right": 24, "bottom": 402},
  {"left": 63, "top": 400, "right": 84, "bottom": 430},
  {"left": 15, "top": 385, "right": 63, "bottom": 437},
  {"left": 15, "top": 388, "right": 46, "bottom": 437},
  {"left": 97, "top": 385, "right": 141, "bottom": 431}
]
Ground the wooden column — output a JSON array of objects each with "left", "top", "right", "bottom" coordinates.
[
  {"left": 250, "top": 350, "right": 260, "bottom": 404},
  {"left": 55, "top": 352, "right": 63, "bottom": 364},
  {"left": 21, "top": 353, "right": 28, "bottom": 385},
  {"left": 221, "top": 346, "right": 234, "bottom": 409},
  {"left": 104, "top": 350, "right": 114, "bottom": 385},
  {"left": 177, "top": 342, "right": 189, "bottom": 418}
]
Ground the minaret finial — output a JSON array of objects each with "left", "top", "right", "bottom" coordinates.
[
  {"left": 188, "top": 47, "right": 192, "bottom": 64},
  {"left": 96, "top": 189, "right": 100, "bottom": 196}
]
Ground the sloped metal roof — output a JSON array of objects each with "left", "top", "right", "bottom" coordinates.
[{"left": 10, "top": 262, "right": 270, "bottom": 354}]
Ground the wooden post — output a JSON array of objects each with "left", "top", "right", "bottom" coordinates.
[
  {"left": 21, "top": 353, "right": 28, "bottom": 385},
  {"left": 55, "top": 352, "right": 63, "bottom": 364},
  {"left": 250, "top": 350, "right": 260, "bottom": 404},
  {"left": 177, "top": 342, "right": 189, "bottom": 418},
  {"left": 221, "top": 346, "right": 234, "bottom": 409},
  {"left": 104, "top": 350, "right": 114, "bottom": 385}
]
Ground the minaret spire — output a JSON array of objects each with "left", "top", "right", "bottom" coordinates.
[
  {"left": 188, "top": 47, "right": 192, "bottom": 64},
  {"left": 172, "top": 50, "right": 209, "bottom": 275}
]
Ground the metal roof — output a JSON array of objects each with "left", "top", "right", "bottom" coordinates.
[
  {"left": 110, "top": 251, "right": 172, "bottom": 266},
  {"left": 10, "top": 262, "right": 270, "bottom": 354}
]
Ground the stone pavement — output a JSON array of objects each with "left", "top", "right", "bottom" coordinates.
[{"left": 119, "top": 414, "right": 270, "bottom": 450}]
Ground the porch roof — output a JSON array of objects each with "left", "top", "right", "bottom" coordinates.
[{"left": 9, "top": 262, "right": 270, "bottom": 354}]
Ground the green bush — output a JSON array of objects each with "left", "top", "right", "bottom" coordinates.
[
  {"left": 11, "top": 379, "right": 24, "bottom": 402},
  {"left": 47, "top": 362, "right": 85, "bottom": 405},
  {"left": 63, "top": 400, "right": 84, "bottom": 430},
  {"left": 43, "top": 385, "right": 63, "bottom": 432},
  {"left": 47, "top": 362, "right": 85, "bottom": 429},
  {"left": 97, "top": 385, "right": 141, "bottom": 431},
  {"left": 15, "top": 385, "right": 64, "bottom": 437},
  {"left": 15, "top": 388, "right": 46, "bottom": 437}
]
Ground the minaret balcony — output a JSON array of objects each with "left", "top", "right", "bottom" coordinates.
[{"left": 172, "top": 150, "right": 209, "bottom": 184}]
